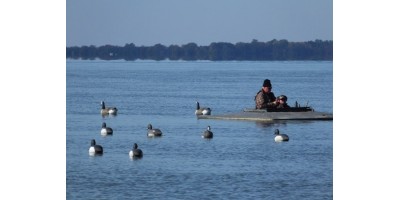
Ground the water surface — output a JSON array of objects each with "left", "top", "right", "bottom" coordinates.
[{"left": 67, "top": 60, "right": 332, "bottom": 199}]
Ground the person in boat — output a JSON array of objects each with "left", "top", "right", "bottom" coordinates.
[
  {"left": 276, "top": 95, "right": 290, "bottom": 108},
  {"left": 254, "top": 79, "right": 279, "bottom": 109}
]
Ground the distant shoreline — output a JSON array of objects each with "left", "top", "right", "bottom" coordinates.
[{"left": 67, "top": 39, "right": 332, "bottom": 61}]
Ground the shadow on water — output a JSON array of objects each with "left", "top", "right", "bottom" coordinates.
[{"left": 255, "top": 119, "right": 315, "bottom": 128}]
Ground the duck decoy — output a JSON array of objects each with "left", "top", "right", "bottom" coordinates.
[
  {"left": 101, "top": 101, "right": 118, "bottom": 115},
  {"left": 274, "top": 129, "right": 289, "bottom": 142},
  {"left": 88, "top": 139, "right": 103, "bottom": 155},
  {"left": 202, "top": 125, "right": 213, "bottom": 139},
  {"left": 129, "top": 143, "right": 143, "bottom": 158},
  {"left": 100, "top": 122, "right": 113, "bottom": 136},
  {"left": 195, "top": 101, "right": 211, "bottom": 115},
  {"left": 147, "top": 124, "right": 162, "bottom": 137}
]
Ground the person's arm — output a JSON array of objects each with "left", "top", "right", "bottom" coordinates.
[
  {"left": 266, "top": 101, "right": 277, "bottom": 108},
  {"left": 266, "top": 93, "right": 278, "bottom": 108},
  {"left": 255, "top": 92, "right": 266, "bottom": 109}
]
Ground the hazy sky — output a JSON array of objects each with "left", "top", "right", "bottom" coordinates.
[{"left": 67, "top": 0, "right": 332, "bottom": 47}]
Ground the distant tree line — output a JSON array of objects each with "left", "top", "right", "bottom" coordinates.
[{"left": 66, "top": 39, "right": 332, "bottom": 61}]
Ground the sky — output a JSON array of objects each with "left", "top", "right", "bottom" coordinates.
[{"left": 66, "top": 0, "right": 332, "bottom": 47}]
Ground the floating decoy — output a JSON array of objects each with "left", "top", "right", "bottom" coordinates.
[
  {"left": 147, "top": 124, "right": 163, "bottom": 137},
  {"left": 88, "top": 139, "right": 103, "bottom": 155},
  {"left": 129, "top": 143, "right": 143, "bottom": 158},
  {"left": 101, "top": 101, "right": 118, "bottom": 115},
  {"left": 100, "top": 122, "right": 113, "bottom": 136},
  {"left": 195, "top": 101, "right": 211, "bottom": 115},
  {"left": 202, "top": 125, "right": 213, "bottom": 139},
  {"left": 274, "top": 129, "right": 289, "bottom": 142}
]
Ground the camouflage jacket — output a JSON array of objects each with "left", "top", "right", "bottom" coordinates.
[{"left": 254, "top": 90, "right": 277, "bottom": 109}]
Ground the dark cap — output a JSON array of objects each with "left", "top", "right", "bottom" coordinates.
[{"left": 263, "top": 79, "right": 272, "bottom": 87}]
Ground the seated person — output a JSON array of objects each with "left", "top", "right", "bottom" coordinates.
[
  {"left": 276, "top": 95, "right": 290, "bottom": 108},
  {"left": 255, "top": 79, "right": 279, "bottom": 109}
]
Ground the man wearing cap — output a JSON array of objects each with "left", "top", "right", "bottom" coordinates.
[{"left": 254, "top": 79, "right": 279, "bottom": 109}]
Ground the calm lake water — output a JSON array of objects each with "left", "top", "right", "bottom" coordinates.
[{"left": 66, "top": 60, "right": 332, "bottom": 200}]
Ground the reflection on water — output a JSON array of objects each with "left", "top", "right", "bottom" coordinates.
[
  {"left": 101, "top": 113, "right": 117, "bottom": 118},
  {"left": 255, "top": 120, "right": 288, "bottom": 128}
]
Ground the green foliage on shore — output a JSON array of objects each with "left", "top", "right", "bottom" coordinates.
[{"left": 66, "top": 39, "right": 332, "bottom": 61}]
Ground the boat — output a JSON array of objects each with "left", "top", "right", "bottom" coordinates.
[{"left": 197, "top": 103, "right": 332, "bottom": 122}]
